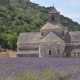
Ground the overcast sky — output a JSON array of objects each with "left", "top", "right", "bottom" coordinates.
[{"left": 31, "top": 0, "right": 80, "bottom": 23}]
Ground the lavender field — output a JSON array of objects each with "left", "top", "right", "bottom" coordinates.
[{"left": 0, "top": 58, "right": 80, "bottom": 80}]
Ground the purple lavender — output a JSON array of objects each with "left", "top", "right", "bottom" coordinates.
[{"left": 0, "top": 58, "right": 80, "bottom": 80}]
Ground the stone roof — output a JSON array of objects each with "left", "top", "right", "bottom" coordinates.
[
  {"left": 70, "top": 31, "right": 80, "bottom": 42},
  {"left": 40, "top": 22, "right": 63, "bottom": 32},
  {"left": 17, "top": 32, "right": 65, "bottom": 47},
  {"left": 71, "top": 49, "right": 80, "bottom": 53},
  {"left": 40, "top": 32, "right": 64, "bottom": 44},
  {"left": 17, "top": 32, "right": 41, "bottom": 45}
]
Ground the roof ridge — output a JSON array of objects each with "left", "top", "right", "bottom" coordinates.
[
  {"left": 40, "top": 22, "right": 63, "bottom": 31},
  {"left": 40, "top": 32, "right": 64, "bottom": 43}
]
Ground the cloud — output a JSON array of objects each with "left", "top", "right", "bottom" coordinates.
[
  {"left": 67, "top": 0, "right": 80, "bottom": 4},
  {"left": 60, "top": 12, "right": 80, "bottom": 23},
  {"left": 31, "top": 0, "right": 54, "bottom": 7}
]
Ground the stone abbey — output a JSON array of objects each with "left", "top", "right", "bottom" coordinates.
[{"left": 17, "top": 7, "right": 80, "bottom": 57}]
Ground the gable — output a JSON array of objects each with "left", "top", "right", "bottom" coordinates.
[{"left": 40, "top": 32, "right": 64, "bottom": 43}]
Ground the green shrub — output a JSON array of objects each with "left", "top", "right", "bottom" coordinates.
[
  {"left": 40, "top": 68, "right": 57, "bottom": 80},
  {"left": 15, "top": 72, "right": 37, "bottom": 80},
  {"left": 0, "top": 68, "right": 71, "bottom": 80}
]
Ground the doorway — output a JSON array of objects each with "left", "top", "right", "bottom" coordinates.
[{"left": 49, "top": 50, "right": 51, "bottom": 56}]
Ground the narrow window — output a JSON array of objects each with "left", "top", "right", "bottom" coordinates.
[
  {"left": 41, "top": 33, "right": 43, "bottom": 36},
  {"left": 79, "top": 53, "right": 80, "bottom": 56},
  {"left": 57, "top": 49, "right": 60, "bottom": 54},
  {"left": 49, "top": 50, "right": 51, "bottom": 55},
  {"left": 52, "top": 16, "right": 55, "bottom": 21},
  {"left": 78, "top": 52, "right": 80, "bottom": 56},
  {"left": 74, "top": 53, "right": 76, "bottom": 56}
]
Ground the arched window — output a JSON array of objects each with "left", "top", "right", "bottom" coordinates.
[
  {"left": 74, "top": 53, "right": 76, "bottom": 56},
  {"left": 78, "top": 52, "right": 80, "bottom": 56},
  {"left": 41, "top": 33, "right": 44, "bottom": 36},
  {"left": 49, "top": 50, "right": 51, "bottom": 55},
  {"left": 57, "top": 49, "right": 60, "bottom": 54},
  {"left": 79, "top": 53, "right": 80, "bottom": 56}
]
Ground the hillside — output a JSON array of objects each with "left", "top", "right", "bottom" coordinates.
[
  {"left": 0, "top": 0, "right": 80, "bottom": 49},
  {"left": 0, "top": 0, "right": 30, "bottom": 6}
]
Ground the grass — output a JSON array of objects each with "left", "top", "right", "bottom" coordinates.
[{"left": 0, "top": 50, "right": 16, "bottom": 57}]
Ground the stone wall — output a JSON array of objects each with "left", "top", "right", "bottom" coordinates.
[{"left": 39, "top": 43, "right": 64, "bottom": 57}]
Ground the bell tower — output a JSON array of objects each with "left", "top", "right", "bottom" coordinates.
[
  {"left": 40, "top": 6, "right": 64, "bottom": 38},
  {"left": 48, "top": 6, "right": 60, "bottom": 23}
]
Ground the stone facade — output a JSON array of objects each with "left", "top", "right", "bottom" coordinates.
[{"left": 17, "top": 7, "right": 80, "bottom": 57}]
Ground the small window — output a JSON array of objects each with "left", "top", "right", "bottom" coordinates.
[
  {"left": 57, "top": 49, "right": 60, "bottom": 54},
  {"left": 78, "top": 52, "right": 80, "bottom": 56},
  {"left": 49, "top": 50, "right": 51, "bottom": 55},
  {"left": 52, "top": 16, "right": 55, "bottom": 21},
  {"left": 74, "top": 53, "right": 76, "bottom": 56},
  {"left": 41, "top": 33, "right": 43, "bottom": 36},
  {"left": 79, "top": 53, "right": 80, "bottom": 56}
]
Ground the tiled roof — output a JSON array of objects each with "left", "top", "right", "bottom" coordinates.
[
  {"left": 70, "top": 31, "right": 80, "bottom": 42},
  {"left": 40, "top": 22, "right": 63, "bottom": 31},
  {"left": 17, "top": 32, "right": 41, "bottom": 44}
]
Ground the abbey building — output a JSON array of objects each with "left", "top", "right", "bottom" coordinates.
[{"left": 17, "top": 7, "right": 80, "bottom": 57}]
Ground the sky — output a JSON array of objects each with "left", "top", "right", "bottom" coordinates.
[{"left": 31, "top": 0, "right": 80, "bottom": 24}]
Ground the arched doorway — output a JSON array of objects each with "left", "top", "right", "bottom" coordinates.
[{"left": 49, "top": 50, "right": 51, "bottom": 56}]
